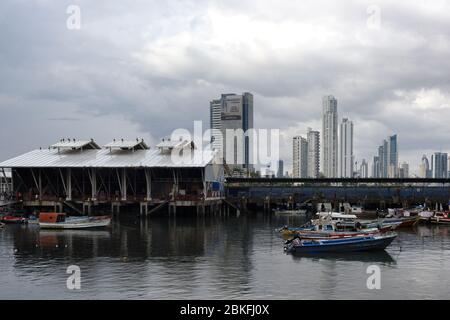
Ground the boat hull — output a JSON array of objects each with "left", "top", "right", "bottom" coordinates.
[
  {"left": 430, "top": 218, "right": 450, "bottom": 225},
  {"left": 39, "top": 217, "right": 111, "bottom": 229},
  {"left": 285, "top": 234, "right": 397, "bottom": 254}
]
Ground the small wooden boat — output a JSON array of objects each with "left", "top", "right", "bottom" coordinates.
[
  {"left": 284, "top": 233, "right": 397, "bottom": 253},
  {"left": 39, "top": 212, "right": 111, "bottom": 229},
  {"left": 381, "top": 216, "right": 419, "bottom": 228},
  {"left": 430, "top": 212, "right": 450, "bottom": 225},
  {"left": 0, "top": 215, "right": 28, "bottom": 224},
  {"left": 273, "top": 208, "right": 306, "bottom": 215}
]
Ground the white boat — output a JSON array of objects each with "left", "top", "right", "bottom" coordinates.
[{"left": 39, "top": 212, "right": 111, "bottom": 229}]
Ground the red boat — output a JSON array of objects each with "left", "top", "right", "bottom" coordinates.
[{"left": 0, "top": 215, "right": 28, "bottom": 224}]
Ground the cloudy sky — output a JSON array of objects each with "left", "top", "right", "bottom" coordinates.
[{"left": 1, "top": 0, "right": 450, "bottom": 175}]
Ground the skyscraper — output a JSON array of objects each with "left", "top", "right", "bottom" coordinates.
[
  {"left": 210, "top": 93, "right": 254, "bottom": 172},
  {"left": 293, "top": 136, "right": 308, "bottom": 178},
  {"left": 433, "top": 152, "right": 448, "bottom": 178},
  {"left": 372, "top": 156, "right": 380, "bottom": 178},
  {"left": 360, "top": 159, "right": 369, "bottom": 178},
  {"left": 419, "top": 154, "right": 432, "bottom": 178},
  {"left": 322, "top": 95, "right": 338, "bottom": 178},
  {"left": 277, "top": 159, "right": 284, "bottom": 178},
  {"left": 306, "top": 127, "right": 320, "bottom": 178},
  {"left": 387, "top": 134, "right": 398, "bottom": 178},
  {"left": 339, "top": 118, "right": 353, "bottom": 178},
  {"left": 374, "top": 135, "right": 397, "bottom": 178},
  {"left": 399, "top": 162, "right": 409, "bottom": 178}
]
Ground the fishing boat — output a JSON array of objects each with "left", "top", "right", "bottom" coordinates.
[
  {"left": 381, "top": 216, "right": 419, "bottom": 228},
  {"left": 272, "top": 208, "right": 306, "bottom": 215},
  {"left": 284, "top": 233, "right": 397, "bottom": 253},
  {"left": 0, "top": 215, "right": 28, "bottom": 224},
  {"left": 430, "top": 212, "right": 450, "bottom": 225},
  {"left": 39, "top": 212, "right": 111, "bottom": 229}
]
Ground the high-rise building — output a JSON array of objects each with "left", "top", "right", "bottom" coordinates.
[
  {"left": 210, "top": 93, "right": 254, "bottom": 172},
  {"left": 306, "top": 128, "right": 320, "bottom": 178},
  {"left": 293, "top": 136, "right": 308, "bottom": 178},
  {"left": 374, "top": 135, "right": 397, "bottom": 177},
  {"left": 372, "top": 156, "right": 380, "bottom": 178},
  {"left": 339, "top": 118, "right": 353, "bottom": 178},
  {"left": 419, "top": 155, "right": 432, "bottom": 178},
  {"left": 387, "top": 134, "right": 398, "bottom": 178},
  {"left": 360, "top": 159, "right": 369, "bottom": 178},
  {"left": 399, "top": 162, "right": 409, "bottom": 178},
  {"left": 433, "top": 152, "right": 448, "bottom": 178},
  {"left": 322, "top": 95, "right": 338, "bottom": 178},
  {"left": 277, "top": 160, "right": 284, "bottom": 178}
]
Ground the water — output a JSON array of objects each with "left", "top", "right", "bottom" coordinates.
[{"left": 1, "top": 213, "right": 450, "bottom": 299}]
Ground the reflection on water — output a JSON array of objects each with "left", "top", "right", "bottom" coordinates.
[{"left": 1, "top": 213, "right": 450, "bottom": 299}]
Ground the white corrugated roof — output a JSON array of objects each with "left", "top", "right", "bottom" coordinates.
[{"left": 0, "top": 148, "right": 217, "bottom": 168}]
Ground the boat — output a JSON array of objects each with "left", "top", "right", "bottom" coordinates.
[
  {"left": 380, "top": 216, "right": 419, "bottom": 228},
  {"left": 418, "top": 210, "right": 435, "bottom": 222},
  {"left": 0, "top": 215, "right": 28, "bottom": 224},
  {"left": 273, "top": 208, "right": 306, "bottom": 215},
  {"left": 278, "top": 212, "right": 397, "bottom": 239},
  {"left": 38, "top": 212, "right": 111, "bottom": 229},
  {"left": 430, "top": 212, "right": 450, "bottom": 225},
  {"left": 284, "top": 233, "right": 397, "bottom": 253},
  {"left": 0, "top": 222, "right": 4, "bottom": 228}
]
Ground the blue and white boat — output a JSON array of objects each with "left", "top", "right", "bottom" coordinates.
[{"left": 284, "top": 233, "right": 397, "bottom": 253}]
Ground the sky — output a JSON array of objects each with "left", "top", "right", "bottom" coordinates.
[{"left": 1, "top": 0, "right": 450, "bottom": 175}]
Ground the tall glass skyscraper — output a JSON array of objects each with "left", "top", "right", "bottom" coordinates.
[
  {"left": 322, "top": 95, "right": 338, "bottom": 178},
  {"left": 339, "top": 118, "right": 353, "bottom": 178},
  {"left": 307, "top": 127, "right": 320, "bottom": 178},
  {"left": 293, "top": 136, "right": 308, "bottom": 178},
  {"left": 210, "top": 93, "right": 254, "bottom": 172}
]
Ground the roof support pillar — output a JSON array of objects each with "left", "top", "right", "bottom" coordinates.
[
  {"left": 65, "top": 168, "right": 72, "bottom": 201},
  {"left": 89, "top": 168, "right": 97, "bottom": 201},
  {"left": 122, "top": 168, "right": 127, "bottom": 201},
  {"left": 145, "top": 168, "right": 152, "bottom": 201}
]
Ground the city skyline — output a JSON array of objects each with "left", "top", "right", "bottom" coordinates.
[{"left": 1, "top": 1, "right": 450, "bottom": 178}]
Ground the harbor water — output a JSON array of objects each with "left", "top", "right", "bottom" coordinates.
[{"left": 1, "top": 213, "right": 450, "bottom": 299}]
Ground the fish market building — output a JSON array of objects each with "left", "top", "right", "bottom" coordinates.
[{"left": 0, "top": 138, "right": 224, "bottom": 215}]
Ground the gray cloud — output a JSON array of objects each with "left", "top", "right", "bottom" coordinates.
[{"left": 0, "top": 0, "right": 450, "bottom": 175}]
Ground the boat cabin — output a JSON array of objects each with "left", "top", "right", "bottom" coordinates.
[{"left": 39, "top": 212, "right": 66, "bottom": 223}]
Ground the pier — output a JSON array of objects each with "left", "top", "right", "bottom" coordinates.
[
  {"left": 0, "top": 139, "right": 225, "bottom": 215},
  {"left": 225, "top": 177, "right": 450, "bottom": 212}
]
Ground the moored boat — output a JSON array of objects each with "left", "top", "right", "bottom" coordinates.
[
  {"left": 284, "top": 233, "right": 397, "bottom": 253},
  {"left": 39, "top": 212, "right": 111, "bottom": 229},
  {"left": 430, "top": 212, "right": 450, "bottom": 225},
  {"left": 0, "top": 215, "right": 28, "bottom": 224}
]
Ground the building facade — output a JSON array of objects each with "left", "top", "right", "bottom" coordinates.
[
  {"left": 360, "top": 159, "right": 369, "bottom": 178},
  {"left": 306, "top": 127, "right": 320, "bottom": 178},
  {"left": 277, "top": 160, "right": 284, "bottom": 178},
  {"left": 293, "top": 136, "right": 308, "bottom": 178},
  {"left": 339, "top": 118, "right": 353, "bottom": 178},
  {"left": 322, "top": 95, "right": 338, "bottom": 178},
  {"left": 433, "top": 152, "right": 448, "bottom": 178},
  {"left": 210, "top": 93, "right": 254, "bottom": 173}
]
